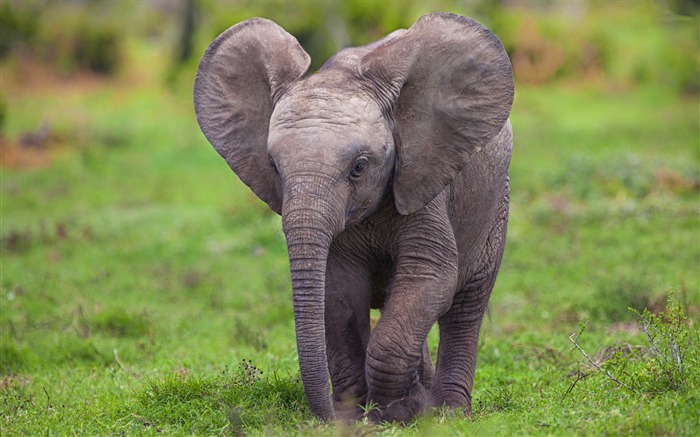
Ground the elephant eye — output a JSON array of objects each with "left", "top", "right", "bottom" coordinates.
[{"left": 350, "top": 156, "right": 369, "bottom": 179}]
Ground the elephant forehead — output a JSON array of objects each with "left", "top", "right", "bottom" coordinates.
[
  {"left": 267, "top": 126, "right": 353, "bottom": 155},
  {"left": 270, "top": 88, "right": 385, "bottom": 132}
]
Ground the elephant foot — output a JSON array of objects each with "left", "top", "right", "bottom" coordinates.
[
  {"left": 430, "top": 385, "right": 472, "bottom": 415},
  {"left": 367, "top": 382, "right": 429, "bottom": 424}
]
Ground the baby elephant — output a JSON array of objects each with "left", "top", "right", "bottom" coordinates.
[{"left": 194, "top": 12, "right": 513, "bottom": 423}]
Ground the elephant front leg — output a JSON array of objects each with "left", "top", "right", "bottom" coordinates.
[
  {"left": 325, "top": 249, "right": 372, "bottom": 421},
  {"left": 365, "top": 277, "right": 455, "bottom": 423},
  {"left": 365, "top": 222, "right": 458, "bottom": 423}
]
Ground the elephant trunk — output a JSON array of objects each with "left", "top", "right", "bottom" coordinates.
[{"left": 282, "top": 176, "right": 344, "bottom": 421}]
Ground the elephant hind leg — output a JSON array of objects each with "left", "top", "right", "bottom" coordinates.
[
  {"left": 431, "top": 283, "right": 492, "bottom": 411},
  {"left": 431, "top": 192, "right": 509, "bottom": 413}
]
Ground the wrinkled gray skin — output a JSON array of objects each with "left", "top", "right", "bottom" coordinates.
[{"left": 194, "top": 13, "right": 514, "bottom": 423}]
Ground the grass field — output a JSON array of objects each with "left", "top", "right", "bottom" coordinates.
[{"left": 2, "top": 31, "right": 699, "bottom": 436}]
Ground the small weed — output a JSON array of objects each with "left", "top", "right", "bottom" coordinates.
[
  {"left": 569, "top": 296, "right": 699, "bottom": 396},
  {"left": 231, "top": 359, "right": 263, "bottom": 387},
  {"left": 476, "top": 383, "right": 518, "bottom": 414},
  {"left": 629, "top": 299, "right": 699, "bottom": 392}
]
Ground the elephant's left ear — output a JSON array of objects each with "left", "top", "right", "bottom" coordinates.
[{"left": 359, "top": 13, "right": 514, "bottom": 215}]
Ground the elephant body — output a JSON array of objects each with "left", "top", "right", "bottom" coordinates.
[
  {"left": 194, "top": 13, "right": 514, "bottom": 423},
  {"left": 323, "top": 122, "right": 511, "bottom": 422}
]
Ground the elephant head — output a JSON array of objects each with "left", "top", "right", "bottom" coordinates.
[{"left": 194, "top": 13, "right": 513, "bottom": 420}]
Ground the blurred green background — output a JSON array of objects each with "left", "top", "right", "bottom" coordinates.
[{"left": 1, "top": 1, "right": 698, "bottom": 435}]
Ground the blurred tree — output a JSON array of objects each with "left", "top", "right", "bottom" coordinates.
[
  {"left": 176, "top": 0, "right": 197, "bottom": 64},
  {"left": 72, "top": 19, "right": 122, "bottom": 75},
  {"left": 669, "top": 0, "right": 700, "bottom": 16},
  {"left": 0, "top": 1, "right": 39, "bottom": 60}
]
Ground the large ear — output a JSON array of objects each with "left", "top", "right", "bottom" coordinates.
[
  {"left": 359, "top": 13, "right": 514, "bottom": 215},
  {"left": 194, "top": 18, "right": 310, "bottom": 214}
]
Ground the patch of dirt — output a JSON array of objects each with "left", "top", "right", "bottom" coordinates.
[
  {"left": 0, "top": 121, "right": 65, "bottom": 169},
  {"left": 3, "top": 51, "right": 130, "bottom": 99},
  {"left": 1, "top": 135, "right": 51, "bottom": 168},
  {"left": 653, "top": 168, "right": 700, "bottom": 194},
  {"left": 0, "top": 374, "right": 32, "bottom": 390}
]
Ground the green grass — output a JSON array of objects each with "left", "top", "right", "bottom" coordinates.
[{"left": 2, "top": 34, "right": 699, "bottom": 436}]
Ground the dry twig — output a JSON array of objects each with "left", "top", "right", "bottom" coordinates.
[{"left": 569, "top": 324, "right": 638, "bottom": 393}]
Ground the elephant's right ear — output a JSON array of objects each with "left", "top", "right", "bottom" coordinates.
[{"left": 194, "top": 18, "right": 310, "bottom": 214}]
